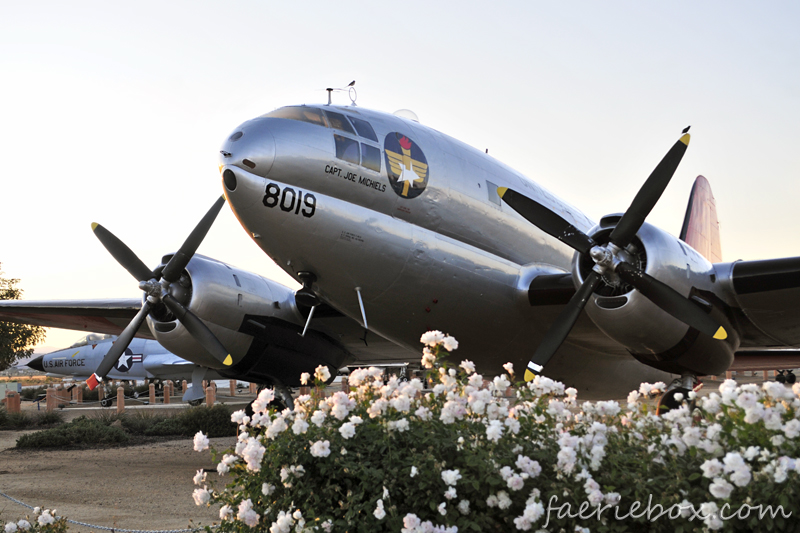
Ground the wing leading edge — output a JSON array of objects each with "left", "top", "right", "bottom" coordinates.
[{"left": 0, "top": 299, "right": 152, "bottom": 339}]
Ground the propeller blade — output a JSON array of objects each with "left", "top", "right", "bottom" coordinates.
[
  {"left": 615, "top": 262, "right": 726, "bottom": 340},
  {"left": 162, "top": 293, "right": 233, "bottom": 367},
  {"left": 524, "top": 270, "right": 603, "bottom": 381},
  {"left": 609, "top": 134, "right": 690, "bottom": 249},
  {"left": 87, "top": 301, "right": 151, "bottom": 389},
  {"left": 92, "top": 223, "right": 153, "bottom": 282},
  {"left": 162, "top": 196, "right": 226, "bottom": 283},
  {"left": 498, "top": 187, "right": 595, "bottom": 255}
]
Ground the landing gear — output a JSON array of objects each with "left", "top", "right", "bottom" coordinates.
[
  {"left": 657, "top": 374, "right": 697, "bottom": 415},
  {"left": 100, "top": 398, "right": 112, "bottom": 408},
  {"left": 776, "top": 370, "right": 796, "bottom": 384}
]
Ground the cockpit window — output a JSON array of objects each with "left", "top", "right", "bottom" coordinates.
[
  {"left": 334, "top": 134, "right": 360, "bottom": 165},
  {"left": 324, "top": 111, "right": 356, "bottom": 135},
  {"left": 348, "top": 117, "right": 378, "bottom": 142},
  {"left": 69, "top": 333, "right": 113, "bottom": 348},
  {"left": 264, "top": 106, "right": 328, "bottom": 128}
]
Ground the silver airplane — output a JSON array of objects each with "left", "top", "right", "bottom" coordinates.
[
  {"left": 2, "top": 101, "right": 800, "bottom": 405},
  {"left": 25, "top": 333, "right": 224, "bottom": 403}
]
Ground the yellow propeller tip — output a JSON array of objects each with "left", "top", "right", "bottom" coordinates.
[
  {"left": 223, "top": 355, "right": 233, "bottom": 366},
  {"left": 497, "top": 187, "right": 508, "bottom": 198},
  {"left": 91, "top": 222, "right": 99, "bottom": 231},
  {"left": 713, "top": 327, "right": 727, "bottom": 340},
  {"left": 524, "top": 369, "right": 536, "bottom": 382},
  {"left": 679, "top": 133, "right": 691, "bottom": 146}
]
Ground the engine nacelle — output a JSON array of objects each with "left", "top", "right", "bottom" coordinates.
[
  {"left": 146, "top": 254, "right": 350, "bottom": 385},
  {"left": 574, "top": 216, "right": 738, "bottom": 376}
]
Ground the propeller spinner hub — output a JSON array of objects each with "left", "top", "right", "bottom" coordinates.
[
  {"left": 589, "top": 246, "right": 613, "bottom": 269},
  {"left": 587, "top": 240, "right": 638, "bottom": 290},
  {"left": 139, "top": 279, "right": 163, "bottom": 304}
]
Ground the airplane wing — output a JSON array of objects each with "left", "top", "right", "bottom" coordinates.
[
  {"left": 722, "top": 256, "right": 800, "bottom": 369},
  {"left": 727, "top": 256, "right": 800, "bottom": 346},
  {"left": 0, "top": 298, "right": 154, "bottom": 339},
  {"left": 0, "top": 297, "right": 412, "bottom": 366}
]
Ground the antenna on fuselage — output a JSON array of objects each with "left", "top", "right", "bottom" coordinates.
[{"left": 325, "top": 80, "right": 357, "bottom": 106}]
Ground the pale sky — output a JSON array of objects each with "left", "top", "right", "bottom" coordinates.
[{"left": 2, "top": 1, "right": 799, "bottom": 351}]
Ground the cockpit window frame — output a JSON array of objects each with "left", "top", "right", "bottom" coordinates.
[
  {"left": 323, "top": 110, "right": 356, "bottom": 135},
  {"left": 263, "top": 106, "right": 330, "bottom": 128},
  {"left": 347, "top": 116, "right": 378, "bottom": 143}
]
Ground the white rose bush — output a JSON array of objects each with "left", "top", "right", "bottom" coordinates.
[
  {"left": 193, "top": 332, "right": 800, "bottom": 532},
  {"left": 0, "top": 508, "right": 67, "bottom": 533}
]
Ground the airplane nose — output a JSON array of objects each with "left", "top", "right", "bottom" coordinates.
[
  {"left": 27, "top": 355, "right": 45, "bottom": 372},
  {"left": 219, "top": 118, "right": 276, "bottom": 183}
]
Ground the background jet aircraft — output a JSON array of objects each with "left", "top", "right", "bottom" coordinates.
[
  {"left": 25, "top": 332, "right": 225, "bottom": 401},
  {"left": 2, "top": 102, "right": 800, "bottom": 404}
]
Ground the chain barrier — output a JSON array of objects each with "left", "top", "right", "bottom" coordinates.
[{"left": 0, "top": 490, "right": 215, "bottom": 533}]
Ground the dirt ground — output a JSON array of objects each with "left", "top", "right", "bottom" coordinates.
[
  {"left": 0, "top": 387, "right": 250, "bottom": 533},
  {"left": 0, "top": 429, "right": 237, "bottom": 532}
]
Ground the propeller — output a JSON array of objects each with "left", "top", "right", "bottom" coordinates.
[
  {"left": 86, "top": 196, "right": 231, "bottom": 390},
  {"left": 499, "top": 132, "right": 727, "bottom": 382}
]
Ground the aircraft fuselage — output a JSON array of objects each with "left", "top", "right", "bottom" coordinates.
[{"left": 220, "top": 105, "right": 681, "bottom": 396}]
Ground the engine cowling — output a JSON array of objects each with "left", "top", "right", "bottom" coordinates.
[
  {"left": 146, "top": 254, "right": 350, "bottom": 386},
  {"left": 574, "top": 216, "right": 738, "bottom": 376}
]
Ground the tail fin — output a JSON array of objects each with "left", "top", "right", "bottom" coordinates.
[{"left": 679, "top": 175, "right": 723, "bottom": 263}]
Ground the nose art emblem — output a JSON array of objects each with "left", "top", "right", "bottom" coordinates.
[{"left": 384, "top": 133, "right": 429, "bottom": 199}]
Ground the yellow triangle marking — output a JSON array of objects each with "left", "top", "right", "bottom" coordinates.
[
  {"left": 223, "top": 355, "right": 233, "bottom": 366},
  {"left": 679, "top": 133, "right": 691, "bottom": 146},
  {"left": 91, "top": 222, "right": 99, "bottom": 231},
  {"left": 497, "top": 187, "right": 508, "bottom": 198},
  {"left": 713, "top": 327, "right": 727, "bottom": 340},
  {"left": 524, "top": 369, "right": 536, "bottom": 382}
]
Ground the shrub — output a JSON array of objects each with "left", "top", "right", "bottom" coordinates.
[
  {"left": 0, "top": 409, "right": 31, "bottom": 430},
  {"left": 118, "top": 404, "right": 236, "bottom": 437},
  {"left": 88, "top": 410, "right": 122, "bottom": 426},
  {"left": 1, "top": 408, "right": 63, "bottom": 430},
  {"left": 118, "top": 410, "right": 157, "bottom": 435},
  {"left": 178, "top": 404, "right": 237, "bottom": 438},
  {"left": 32, "top": 410, "right": 64, "bottom": 427},
  {"left": 19, "top": 385, "right": 47, "bottom": 401},
  {"left": 143, "top": 416, "right": 187, "bottom": 437},
  {"left": 81, "top": 385, "right": 99, "bottom": 402},
  {"left": 193, "top": 333, "right": 800, "bottom": 532},
  {"left": 0, "top": 507, "right": 67, "bottom": 533},
  {"left": 16, "top": 415, "right": 129, "bottom": 448}
]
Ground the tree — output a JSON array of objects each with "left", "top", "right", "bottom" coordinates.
[{"left": 0, "top": 263, "right": 46, "bottom": 371}]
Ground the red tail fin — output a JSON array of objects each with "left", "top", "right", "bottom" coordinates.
[{"left": 679, "top": 175, "right": 723, "bottom": 263}]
